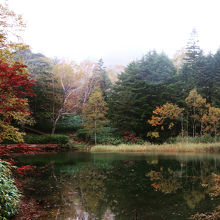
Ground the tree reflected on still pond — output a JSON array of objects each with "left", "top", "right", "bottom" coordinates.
[{"left": 17, "top": 153, "right": 220, "bottom": 219}]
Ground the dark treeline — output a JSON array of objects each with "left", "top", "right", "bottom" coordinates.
[
  {"left": 108, "top": 30, "right": 220, "bottom": 142},
  {"left": 21, "top": 30, "right": 220, "bottom": 143}
]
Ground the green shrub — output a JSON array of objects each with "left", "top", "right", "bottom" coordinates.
[
  {"left": 102, "top": 136, "right": 125, "bottom": 145},
  {"left": 0, "top": 160, "right": 21, "bottom": 219},
  {"left": 24, "top": 134, "right": 70, "bottom": 144},
  {"left": 56, "top": 115, "right": 82, "bottom": 132},
  {"left": 94, "top": 135, "right": 145, "bottom": 145},
  {"left": 75, "top": 126, "right": 145, "bottom": 145},
  {"left": 94, "top": 127, "right": 116, "bottom": 144},
  {"left": 75, "top": 128, "right": 88, "bottom": 140},
  {"left": 1, "top": 139, "right": 18, "bottom": 144},
  {"left": 34, "top": 115, "right": 82, "bottom": 133}
]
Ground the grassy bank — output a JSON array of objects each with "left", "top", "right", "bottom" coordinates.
[{"left": 91, "top": 142, "right": 220, "bottom": 153}]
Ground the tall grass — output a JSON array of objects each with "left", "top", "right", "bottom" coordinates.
[
  {"left": 166, "top": 136, "right": 220, "bottom": 144},
  {"left": 91, "top": 142, "right": 220, "bottom": 153}
]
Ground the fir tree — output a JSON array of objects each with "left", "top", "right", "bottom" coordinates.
[{"left": 108, "top": 51, "right": 176, "bottom": 137}]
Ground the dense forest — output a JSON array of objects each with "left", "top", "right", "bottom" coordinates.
[
  {"left": 0, "top": 1, "right": 220, "bottom": 219},
  {"left": 2, "top": 2, "right": 220, "bottom": 220},
  {"left": 0, "top": 2, "right": 219, "bottom": 145},
  {"left": 7, "top": 29, "right": 217, "bottom": 144}
]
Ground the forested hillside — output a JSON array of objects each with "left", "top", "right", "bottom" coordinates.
[
  {"left": 108, "top": 30, "right": 220, "bottom": 142},
  {"left": 11, "top": 30, "right": 220, "bottom": 144}
]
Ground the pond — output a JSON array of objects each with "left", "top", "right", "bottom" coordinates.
[{"left": 16, "top": 152, "right": 220, "bottom": 219}]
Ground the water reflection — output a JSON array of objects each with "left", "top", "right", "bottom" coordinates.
[{"left": 17, "top": 152, "right": 220, "bottom": 219}]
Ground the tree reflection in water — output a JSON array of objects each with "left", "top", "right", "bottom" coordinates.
[{"left": 17, "top": 153, "right": 220, "bottom": 219}]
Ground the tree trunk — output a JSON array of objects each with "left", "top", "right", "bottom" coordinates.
[
  {"left": 193, "top": 122, "right": 196, "bottom": 137},
  {"left": 51, "top": 107, "right": 63, "bottom": 135},
  {"left": 187, "top": 111, "right": 189, "bottom": 138},
  {"left": 214, "top": 124, "right": 217, "bottom": 142},
  {"left": 193, "top": 106, "right": 196, "bottom": 137},
  {"left": 51, "top": 120, "right": 57, "bottom": 135},
  {"left": 94, "top": 119, "right": 97, "bottom": 145},
  {"left": 181, "top": 115, "right": 184, "bottom": 137},
  {"left": 200, "top": 123, "right": 203, "bottom": 136},
  {"left": 51, "top": 116, "right": 59, "bottom": 135}
]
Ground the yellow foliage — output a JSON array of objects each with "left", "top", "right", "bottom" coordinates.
[
  {"left": 0, "top": 121, "right": 25, "bottom": 143},
  {"left": 82, "top": 87, "right": 108, "bottom": 143},
  {"left": 202, "top": 107, "right": 220, "bottom": 136},
  {"left": 147, "top": 131, "right": 160, "bottom": 138},
  {"left": 148, "top": 103, "right": 183, "bottom": 133}
]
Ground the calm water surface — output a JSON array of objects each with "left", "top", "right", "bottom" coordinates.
[{"left": 17, "top": 152, "right": 220, "bottom": 220}]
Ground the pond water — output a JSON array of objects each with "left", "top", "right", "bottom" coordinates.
[{"left": 16, "top": 152, "right": 220, "bottom": 220}]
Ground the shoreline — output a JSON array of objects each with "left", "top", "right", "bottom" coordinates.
[{"left": 90, "top": 142, "right": 220, "bottom": 153}]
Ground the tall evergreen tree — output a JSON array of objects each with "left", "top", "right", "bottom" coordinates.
[
  {"left": 108, "top": 51, "right": 176, "bottom": 137},
  {"left": 181, "top": 29, "right": 203, "bottom": 89},
  {"left": 96, "top": 58, "right": 111, "bottom": 100},
  {"left": 19, "top": 49, "right": 57, "bottom": 122},
  {"left": 212, "top": 50, "right": 220, "bottom": 107}
]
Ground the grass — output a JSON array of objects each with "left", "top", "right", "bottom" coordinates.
[{"left": 91, "top": 142, "right": 220, "bottom": 153}]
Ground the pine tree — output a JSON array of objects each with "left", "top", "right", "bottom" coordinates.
[
  {"left": 108, "top": 51, "right": 177, "bottom": 137},
  {"left": 182, "top": 29, "right": 203, "bottom": 88},
  {"left": 82, "top": 87, "right": 108, "bottom": 144},
  {"left": 96, "top": 58, "right": 111, "bottom": 100},
  {"left": 184, "top": 29, "right": 202, "bottom": 64},
  {"left": 212, "top": 50, "right": 220, "bottom": 107}
]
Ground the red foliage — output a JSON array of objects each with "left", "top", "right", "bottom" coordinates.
[
  {"left": 0, "top": 144, "right": 42, "bottom": 158},
  {"left": 123, "top": 131, "right": 141, "bottom": 143},
  {"left": 12, "top": 198, "right": 43, "bottom": 220},
  {"left": 16, "top": 165, "right": 36, "bottom": 177},
  {"left": 3, "top": 157, "right": 15, "bottom": 165},
  {"left": 151, "top": 183, "right": 160, "bottom": 191},
  {"left": 0, "top": 60, "right": 35, "bottom": 116},
  {"left": 0, "top": 61, "right": 35, "bottom": 97}
]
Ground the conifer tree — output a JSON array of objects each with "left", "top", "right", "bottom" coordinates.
[
  {"left": 96, "top": 59, "right": 111, "bottom": 100},
  {"left": 181, "top": 29, "right": 203, "bottom": 88},
  {"left": 184, "top": 29, "right": 202, "bottom": 64},
  {"left": 108, "top": 51, "right": 176, "bottom": 137},
  {"left": 212, "top": 50, "right": 220, "bottom": 107}
]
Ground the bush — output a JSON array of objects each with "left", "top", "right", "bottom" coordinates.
[
  {"left": 75, "top": 128, "right": 88, "bottom": 140},
  {"left": 0, "top": 160, "right": 21, "bottom": 219},
  {"left": 94, "top": 127, "right": 116, "bottom": 144},
  {"left": 101, "top": 136, "right": 126, "bottom": 145},
  {"left": 24, "top": 134, "right": 70, "bottom": 144},
  {"left": 94, "top": 135, "right": 145, "bottom": 145},
  {"left": 75, "top": 126, "right": 146, "bottom": 145},
  {"left": 34, "top": 115, "right": 82, "bottom": 133},
  {"left": 56, "top": 115, "right": 82, "bottom": 132}
]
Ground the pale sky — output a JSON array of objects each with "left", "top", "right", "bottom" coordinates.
[{"left": 6, "top": 0, "right": 220, "bottom": 66}]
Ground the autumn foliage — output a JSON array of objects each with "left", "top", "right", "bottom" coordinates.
[
  {"left": 148, "top": 103, "right": 183, "bottom": 139},
  {"left": 0, "top": 61, "right": 34, "bottom": 97},
  {"left": 0, "top": 60, "right": 35, "bottom": 142},
  {"left": 148, "top": 89, "right": 220, "bottom": 139}
]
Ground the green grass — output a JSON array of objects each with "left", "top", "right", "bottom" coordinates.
[
  {"left": 166, "top": 136, "right": 220, "bottom": 144},
  {"left": 91, "top": 142, "right": 220, "bottom": 152}
]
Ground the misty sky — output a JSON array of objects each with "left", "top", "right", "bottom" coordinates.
[{"left": 7, "top": 0, "right": 220, "bottom": 66}]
